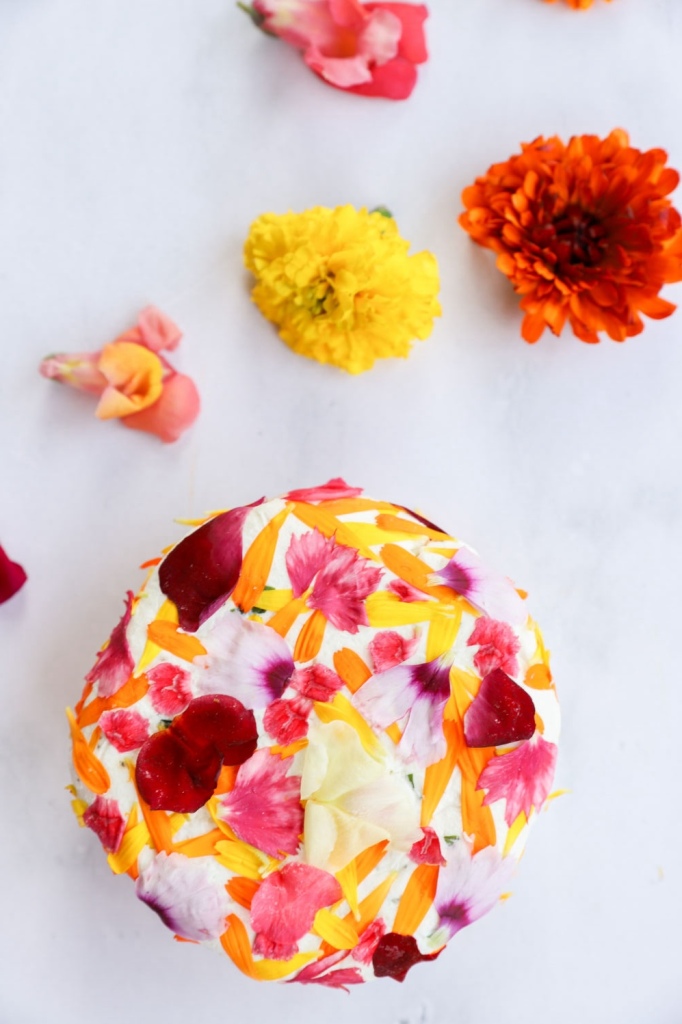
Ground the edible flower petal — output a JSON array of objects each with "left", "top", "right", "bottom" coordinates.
[
  {"left": 434, "top": 839, "right": 516, "bottom": 939},
  {"left": 136, "top": 851, "right": 231, "bottom": 941},
  {"left": 250, "top": 862, "right": 342, "bottom": 960},
  {"left": 99, "top": 708, "right": 150, "bottom": 752},
  {"left": 83, "top": 795, "right": 127, "bottom": 853},
  {"left": 217, "top": 749, "right": 303, "bottom": 857},
  {"left": 263, "top": 693, "right": 312, "bottom": 745},
  {"left": 284, "top": 478, "right": 363, "bottom": 502},
  {"left": 433, "top": 547, "right": 527, "bottom": 627},
  {"left": 147, "top": 663, "right": 194, "bottom": 717},
  {"left": 0, "top": 545, "right": 27, "bottom": 605},
  {"left": 478, "top": 734, "right": 558, "bottom": 826},
  {"left": 196, "top": 613, "right": 294, "bottom": 706},
  {"left": 248, "top": 1, "right": 428, "bottom": 100},
  {"left": 372, "top": 932, "right": 442, "bottom": 981},
  {"left": 409, "top": 827, "right": 445, "bottom": 866},
  {"left": 466, "top": 617, "right": 520, "bottom": 677},
  {"left": 135, "top": 694, "right": 258, "bottom": 812},
  {"left": 463, "top": 668, "right": 536, "bottom": 749},
  {"left": 368, "top": 629, "right": 418, "bottom": 672},
  {"left": 301, "top": 718, "right": 420, "bottom": 872},
  {"left": 159, "top": 505, "right": 254, "bottom": 632},
  {"left": 85, "top": 592, "right": 135, "bottom": 698}
]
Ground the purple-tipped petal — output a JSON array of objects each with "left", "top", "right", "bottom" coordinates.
[
  {"left": 435, "top": 841, "right": 516, "bottom": 939},
  {"left": 196, "top": 613, "right": 294, "bottom": 707},
  {"left": 434, "top": 547, "right": 527, "bottom": 627},
  {"left": 136, "top": 851, "right": 230, "bottom": 941}
]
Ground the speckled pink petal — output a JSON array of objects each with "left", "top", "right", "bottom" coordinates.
[
  {"left": 217, "top": 750, "right": 303, "bottom": 857},
  {"left": 99, "top": 708, "right": 150, "bottom": 752},
  {"left": 479, "top": 734, "right": 558, "bottom": 826},
  {"left": 263, "top": 694, "right": 312, "bottom": 745},
  {"left": 409, "top": 827, "right": 445, "bottom": 866},
  {"left": 351, "top": 917, "right": 386, "bottom": 965},
  {"left": 250, "top": 863, "right": 341, "bottom": 957},
  {"left": 309, "top": 543, "right": 382, "bottom": 632},
  {"left": 83, "top": 795, "right": 126, "bottom": 853},
  {"left": 467, "top": 617, "right": 520, "bottom": 678},
  {"left": 85, "top": 591, "right": 134, "bottom": 698},
  {"left": 147, "top": 662, "right": 194, "bottom": 717},
  {"left": 368, "top": 630, "right": 418, "bottom": 672},
  {"left": 291, "top": 664, "right": 344, "bottom": 701}
]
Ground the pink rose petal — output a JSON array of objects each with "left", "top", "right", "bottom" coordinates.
[
  {"left": 147, "top": 662, "right": 194, "bottom": 717},
  {"left": 467, "top": 617, "right": 520, "bottom": 678},
  {"left": 99, "top": 708, "right": 150, "bottom": 752}
]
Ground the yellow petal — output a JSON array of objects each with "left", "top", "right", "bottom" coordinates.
[{"left": 313, "top": 908, "right": 358, "bottom": 950}]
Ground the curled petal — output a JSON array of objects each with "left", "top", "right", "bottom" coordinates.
[
  {"left": 136, "top": 851, "right": 230, "bottom": 941},
  {"left": 120, "top": 372, "right": 200, "bottom": 443},
  {"left": 0, "top": 545, "right": 27, "bottom": 604},
  {"left": 94, "top": 342, "right": 164, "bottom": 419},
  {"left": 119, "top": 306, "right": 182, "bottom": 353}
]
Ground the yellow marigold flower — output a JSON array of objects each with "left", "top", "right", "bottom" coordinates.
[{"left": 244, "top": 205, "right": 441, "bottom": 374}]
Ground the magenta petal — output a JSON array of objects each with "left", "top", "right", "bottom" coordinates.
[
  {"left": 83, "top": 795, "right": 126, "bottom": 853},
  {"left": 284, "top": 479, "right": 363, "bottom": 502},
  {"left": 479, "top": 735, "right": 558, "bottom": 826},
  {"left": 409, "top": 828, "right": 446, "bottom": 867},
  {"left": 250, "top": 863, "right": 342, "bottom": 954},
  {"left": 290, "top": 664, "right": 343, "bottom": 702},
  {"left": 159, "top": 505, "right": 253, "bottom": 632},
  {"left": 0, "top": 545, "right": 27, "bottom": 604},
  {"left": 286, "top": 529, "right": 335, "bottom": 597},
  {"left": 463, "top": 669, "right": 536, "bottom": 748},
  {"left": 218, "top": 750, "right": 303, "bottom": 857},
  {"left": 85, "top": 592, "right": 134, "bottom": 697},
  {"left": 368, "top": 630, "right": 418, "bottom": 672},
  {"left": 467, "top": 618, "right": 520, "bottom": 678},
  {"left": 309, "top": 543, "right": 382, "bottom": 632}
]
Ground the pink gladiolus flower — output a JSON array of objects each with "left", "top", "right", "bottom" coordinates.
[
  {"left": 147, "top": 663, "right": 194, "bottom": 717},
  {"left": 466, "top": 617, "right": 520, "bottom": 678},
  {"left": 39, "top": 307, "right": 199, "bottom": 443},
  {"left": 432, "top": 547, "right": 528, "bottom": 627},
  {"left": 136, "top": 851, "right": 231, "bottom": 941},
  {"left": 478, "top": 734, "right": 558, "bottom": 826},
  {"left": 99, "top": 708, "right": 150, "bottom": 752},
  {"left": 83, "top": 795, "right": 127, "bottom": 854},
  {"left": 250, "top": 862, "right": 341, "bottom": 960},
  {"left": 217, "top": 749, "right": 303, "bottom": 857},
  {"left": 85, "top": 592, "right": 135, "bottom": 698},
  {"left": 435, "top": 841, "right": 516, "bottom": 939},
  {"left": 246, "top": 1, "right": 429, "bottom": 101},
  {"left": 0, "top": 544, "right": 27, "bottom": 605},
  {"left": 286, "top": 529, "right": 382, "bottom": 632}
]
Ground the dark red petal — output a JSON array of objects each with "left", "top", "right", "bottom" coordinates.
[
  {"left": 372, "top": 933, "right": 442, "bottom": 982},
  {"left": 83, "top": 796, "right": 127, "bottom": 853},
  {"left": 135, "top": 729, "right": 222, "bottom": 813},
  {"left": 464, "top": 668, "right": 536, "bottom": 748},
  {"left": 173, "top": 694, "right": 258, "bottom": 764},
  {"left": 0, "top": 544, "right": 27, "bottom": 604},
  {"left": 159, "top": 502, "right": 262, "bottom": 632}
]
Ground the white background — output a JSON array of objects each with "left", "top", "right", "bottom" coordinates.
[{"left": 1, "top": 0, "right": 681, "bottom": 1021}]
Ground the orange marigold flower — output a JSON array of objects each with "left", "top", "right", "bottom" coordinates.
[{"left": 459, "top": 130, "right": 682, "bottom": 344}]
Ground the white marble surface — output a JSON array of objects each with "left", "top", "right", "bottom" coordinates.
[{"left": 1, "top": 0, "right": 681, "bottom": 1021}]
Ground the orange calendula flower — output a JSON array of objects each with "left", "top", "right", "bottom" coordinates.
[
  {"left": 39, "top": 308, "right": 200, "bottom": 442},
  {"left": 459, "top": 130, "right": 682, "bottom": 344}
]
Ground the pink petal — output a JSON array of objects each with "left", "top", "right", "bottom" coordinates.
[
  {"left": 38, "top": 350, "right": 108, "bottom": 395},
  {"left": 433, "top": 548, "right": 527, "bottom": 627},
  {"left": 120, "top": 372, "right": 200, "bottom": 443},
  {"left": 147, "top": 662, "right": 194, "bottom": 717},
  {"left": 479, "top": 735, "right": 558, "bottom": 826},
  {"left": 159, "top": 504, "right": 254, "bottom": 632},
  {"left": 364, "top": 2, "right": 428, "bottom": 63},
  {"left": 357, "top": 8, "right": 402, "bottom": 66},
  {"left": 351, "top": 917, "right": 386, "bottom": 964},
  {"left": 309, "top": 543, "right": 382, "bottom": 632},
  {"left": 250, "top": 863, "right": 341, "bottom": 956},
  {"left": 254, "top": 0, "right": 356, "bottom": 51},
  {"left": 435, "top": 842, "right": 516, "bottom": 939},
  {"left": 263, "top": 694, "right": 312, "bottom": 745},
  {"left": 134, "top": 307, "right": 182, "bottom": 353},
  {"left": 289, "top": 949, "right": 364, "bottom": 989},
  {"left": 343, "top": 54, "right": 417, "bottom": 99},
  {"left": 0, "top": 544, "right": 27, "bottom": 605},
  {"left": 218, "top": 749, "right": 303, "bottom": 857},
  {"left": 83, "top": 795, "right": 126, "bottom": 853},
  {"left": 136, "top": 851, "right": 230, "bottom": 941},
  {"left": 196, "top": 614, "right": 294, "bottom": 707},
  {"left": 467, "top": 617, "right": 520, "bottom": 678},
  {"left": 286, "top": 528, "right": 335, "bottom": 597},
  {"left": 291, "top": 664, "right": 344, "bottom": 701},
  {"left": 85, "top": 592, "right": 135, "bottom": 698},
  {"left": 463, "top": 669, "right": 536, "bottom": 749},
  {"left": 305, "top": 47, "right": 373, "bottom": 88},
  {"left": 353, "top": 663, "right": 415, "bottom": 729},
  {"left": 409, "top": 827, "right": 445, "bottom": 867},
  {"left": 99, "top": 709, "right": 150, "bottom": 752},
  {"left": 368, "top": 630, "right": 418, "bottom": 672},
  {"left": 284, "top": 478, "right": 363, "bottom": 503}
]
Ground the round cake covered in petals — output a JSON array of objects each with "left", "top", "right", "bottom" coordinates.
[{"left": 69, "top": 481, "right": 560, "bottom": 986}]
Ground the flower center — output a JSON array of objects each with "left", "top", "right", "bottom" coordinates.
[{"left": 550, "top": 206, "right": 607, "bottom": 267}]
